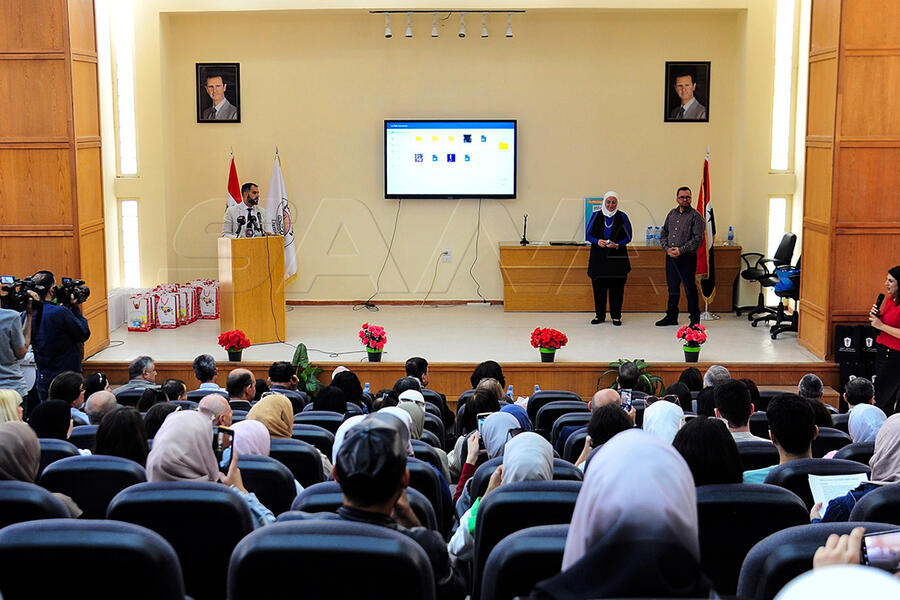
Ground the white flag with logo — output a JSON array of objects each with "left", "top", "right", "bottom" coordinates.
[{"left": 265, "top": 152, "right": 298, "bottom": 280}]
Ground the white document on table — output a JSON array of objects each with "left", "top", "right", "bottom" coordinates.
[{"left": 808, "top": 473, "right": 869, "bottom": 514}]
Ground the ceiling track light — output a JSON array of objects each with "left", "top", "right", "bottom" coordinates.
[
  {"left": 458, "top": 13, "right": 466, "bottom": 38},
  {"left": 371, "top": 10, "right": 524, "bottom": 40},
  {"left": 384, "top": 14, "right": 392, "bottom": 39},
  {"left": 405, "top": 12, "right": 412, "bottom": 38},
  {"left": 431, "top": 13, "right": 439, "bottom": 37},
  {"left": 481, "top": 13, "right": 488, "bottom": 38},
  {"left": 506, "top": 13, "right": 513, "bottom": 38}
]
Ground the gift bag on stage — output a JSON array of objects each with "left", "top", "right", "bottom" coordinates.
[
  {"left": 156, "top": 293, "right": 179, "bottom": 329},
  {"left": 127, "top": 295, "right": 153, "bottom": 332},
  {"left": 176, "top": 289, "right": 190, "bottom": 325},
  {"left": 198, "top": 283, "right": 219, "bottom": 319}
]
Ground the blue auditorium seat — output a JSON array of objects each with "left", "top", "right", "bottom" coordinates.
[{"left": 39, "top": 454, "right": 147, "bottom": 519}]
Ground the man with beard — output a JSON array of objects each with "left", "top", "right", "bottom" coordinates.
[{"left": 222, "top": 182, "right": 273, "bottom": 238}]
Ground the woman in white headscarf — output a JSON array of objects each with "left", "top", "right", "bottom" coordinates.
[
  {"left": 848, "top": 403, "right": 887, "bottom": 443},
  {"left": 585, "top": 190, "right": 633, "bottom": 326},
  {"left": 448, "top": 432, "right": 553, "bottom": 566},
  {"left": 332, "top": 414, "right": 366, "bottom": 464},
  {"left": 643, "top": 398, "right": 685, "bottom": 444},
  {"left": 230, "top": 419, "right": 304, "bottom": 497},
  {"left": 455, "top": 412, "right": 521, "bottom": 514},
  {"left": 532, "top": 429, "right": 712, "bottom": 598}
]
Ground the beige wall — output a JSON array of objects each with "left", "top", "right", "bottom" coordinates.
[{"left": 124, "top": 1, "right": 787, "bottom": 302}]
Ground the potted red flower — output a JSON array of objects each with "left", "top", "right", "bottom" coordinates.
[
  {"left": 218, "top": 329, "right": 251, "bottom": 362},
  {"left": 359, "top": 323, "right": 387, "bottom": 362},
  {"left": 530, "top": 327, "right": 568, "bottom": 363},
  {"left": 676, "top": 324, "right": 708, "bottom": 362}
]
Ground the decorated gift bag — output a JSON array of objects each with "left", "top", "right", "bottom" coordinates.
[
  {"left": 156, "top": 292, "right": 179, "bottom": 329},
  {"left": 127, "top": 295, "right": 153, "bottom": 332},
  {"left": 198, "top": 282, "right": 219, "bottom": 319}
]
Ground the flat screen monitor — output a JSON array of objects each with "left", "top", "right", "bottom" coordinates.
[{"left": 384, "top": 120, "right": 517, "bottom": 199}]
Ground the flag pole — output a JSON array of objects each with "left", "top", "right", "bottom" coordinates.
[{"left": 699, "top": 147, "right": 718, "bottom": 321}]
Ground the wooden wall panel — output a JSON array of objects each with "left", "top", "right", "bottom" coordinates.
[
  {"left": 0, "top": 0, "right": 66, "bottom": 51},
  {"left": 83, "top": 307, "right": 110, "bottom": 357},
  {"left": 0, "top": 236, "right": 77, "bottom": 278},
  {"left": 831, "top": 234, "right": 900, "bottom": 314},
  {"left": 0, "top": 59, "right": 69, "bottom": 138},
  {"left": 810, "top": 0, "right": 840, "bottom": 54},
  {"left": 76, "top": 146, "right": 103, "bottom": 224},
  {"left": 803, "top": 147, "right": 833, "bottom": 222},
  {"left": 835, "top": 148, "right": 900, "bottom": 222},
  {"left": 807, "top": 59, "right": 837, "bottom": 137},
  {"left": 839, "top": 56, "right": 900, "bottom": 137},
  {"left": 799, "top": 228, "right": 830, "bottom": 310},
  {"left": 72, "top": 59, "right": 99, "bottom": 137},
  {"left": 841, "top": 0, "right": 900, "bottom": 48},
  {"left": 799, "top": 309, "right": 828, "bottom": 357},
  {"left": 0, "top": 148, "right": 73, "bottom": 225},
  {"left": 66, "top": 0, "right": 96, "bottom": 55},
  {"left": 78, "top": 227, "right": 107, "bottom": 300}
]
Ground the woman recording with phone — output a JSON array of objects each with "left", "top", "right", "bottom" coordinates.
[{"left": 870, "top": 266, "right": 900, "bottom": 415}]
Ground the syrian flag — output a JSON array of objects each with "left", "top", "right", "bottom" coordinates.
[
  {"left": 266, "top": 150, "right": 298, "bottom": 281},
  {"left": 226, "top": 154, "right": 241, "bottom": 208},
  {"left": 696, "top": 153, "right": 716, "bottom": 303}
]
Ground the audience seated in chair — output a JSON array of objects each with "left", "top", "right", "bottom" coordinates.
[
  {"left": 144, "top": 402, "right": 179, "bottom": 439},
  {"left": 198, "top": 393, "right": 232, "bottom": 427},
  {"left": 191, "top": 353, "right": 226, "bottom": 394},
  {"left": 312, "top": 385, "right": 347, "bottom": 414},
  {"left": 469, "top": 360, "right": 506, "bottom": 391},
  {"left": 448, "top": 385, "right": 502, "bottom": 481},
  {"left": 146, "top": 409, "right": 274, "bottom": 527},
  {"left": 743, "top": 394, "right": 818, "bottom": 483},
  {"left": 226, "top": 368, "right": 256, "bottom": 407},
  {"left": 29, "top": 399, "right": 73, "bottom": 441},
  {"left": 84, "top": 390, "right": 117, "bottom": 425},
  {"left": 229, "top": 418, "right": 304, "bottom": 496},
  {"left": 673, "top": 415, "right": 744, "bottom": 486},
  {"left": 715, "top": 379, "right": 771, "bottom": 443},
  {"left": 0, "top": 389, "right": 24, "bottom": 424},
  {"left": 454, "top": 411, "right": 520, "bottom": 506},
  {"left": 642, "top": 397, "right": 684, "bottom": 444},
  {"left": 0, "top": 421, "right": 81, "bottom": 516},
  {"left": 266, "top": 360, "right": 306, "bottom": 413},
  {"left": 574, "top": 403, "right": 634, "bottom": 469},
  {"left": 397, "top": 397, "right": 451, "bottom": 480},
  {"left": 407, "top": 356, "right": 455, "bottom": 428},
  {"left": 665, "top": 381, "right": 694, "bottom": 413},
  {"left": 162, "top": 378, "right": 187, "bottom": 402},
  {"left": 113, "top": 355, "right": 157, "bottom": 398},
  {"left": 250, "top": 393, "right": 332, "bottom": 480},
  {"left": 811, "top": 413, "right": 900, "bottom": 523},
  {"left": 799, "top": 373, "right": 834, "bottom": 428},
  {"left": 332, "top": 370, "right": 369, "bottom": 412},
  {"left": 696, "top": 364, "right": 731, "bottom": 416},
  {"left": 531, "top": 429, "right": 713, "bottom": 599},
  {"left": 557, "top": 389, "right": 621, "bottom": 456},
  {"left": 845, "top": 377, "right": 886, "bottom": 444},
  {"left": 83, "top": 371, "right": 110, "bottom": 400},
  {"left": 48, "top": 370, "right": 89, "bottom": 425},
  {"left": 95, "top": 406, "right": 150, "bottom": 466},
  {"left": 678, "top": 366, "right": 703, "bottom": 393},
  {"left": 137, "top": 386, "right": 168, "bottom": 412}
]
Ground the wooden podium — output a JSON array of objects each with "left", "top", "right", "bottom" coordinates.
[{"left": 218, "top": 236, "right": 286, "bottom": 344}]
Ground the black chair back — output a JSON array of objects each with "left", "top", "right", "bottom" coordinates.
[
  {"left": 411, "top": 439, "right": 443, "bottom": 473},
  {"left": 0, "top": 519, "right": 186, "bottom": 599},
  {"left": 39, "top": 455, "right": 147, "bottom": 519},
  {"left": 293, "top": 410, "right": 344, "bottom": 434},
  {"left": 849, "top": 485, "right": 900, "bottom": 524},
  {"left": 187, "top": 389, "right": 228, "bottom": 400},
  {"left": 0, "top": 480, "right": 70, "bottom": 528},
  {"left": 423, "top": 412, "right": 445, "bottom": 444},
  {"left": 737, "top": 521, "right": 895, "bottom": 600},
  {"left": 551, "top": 412, "right": 590, "bottom": 447},
  {"left": 229, "top": 400, "right": 251, "bottom": 412},
  {"left": 473, "top": 481, "right": 581, "bottom": 600},
  {"left": 481, "top": 524, "right": 568, "bottom": 600},
  {"left": 831, "top": 412, "right": 849, "bottom": 434},
  {"left": 236, "top": 455, "right": 296, "bottom": 515},
  {"left": 107, "top": 481, "right": 255, "bottom": 600},
  {"left": 269, "top": 438, "right": 325, "bottom": 488},
  {"left": 455, "top": 389, "right": 475, "bottom": 413},
  {"left": 169, "top": 400, "right": 199, "bottom": 411},
  {"left": 420, "top": 429, "right": 443, "bottom": 449},
  {"left": 38, "top": 438, "right": 80, "bottom": 476},
  {"left": 696, "top": 483, "right": 808, "bottom": 595},
  {"left": 407, "top": 457, "right": 449, "bottom": 537},
  {"left": 269, "top": 388, "right": 307, "bottom": 414},
  {"left": 832, "top": 441, "right": 875, "bottom": 465},
  {"left": 527, "top": 390, "right": 583, "bottom": 425},
  {"left": 227, "top": 520, "right": 435, "bottom": 600},
  {"left": 736, "top": 441, "right": 779, "bottom": 471},
  {"left": 471, "top": 457, "right": 583, "bottom": 499},
  {"left": 773, "top": 232, "right": 797, "bottom": 266},
  {"left": 534, "top": 400, "right": 589, "bottom": 436},
  {"left": 115, "top": 389, "right": 145, "bottom": 407},
  {"left": 749, "top": 411, "right": 769, "bottom": 439},
  {"left": 287, "top": 481, "right": 437, "bottom": 531},
  {"left": 811, "top": 427, "right": 853, "bottom": 457},
  {"left": 68, "top": 424, "right": 98, "bottom": 450},
  {"left": 763, "top": 458, "right": 871, "bottom": 509},
  {"left": 562, "top": 428, "right": 589, "bottom": 464},
  {"left": 291, "top": 423, "right": 334, "bottom": 457}
]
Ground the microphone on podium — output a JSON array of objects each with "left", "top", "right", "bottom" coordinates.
[{"left": 236, "top": 215, "right": 246, "bottom": 237}]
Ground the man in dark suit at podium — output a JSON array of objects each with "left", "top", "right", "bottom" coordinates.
[{"left": 222, "top": 182, "right": 273, "bottom": 238}]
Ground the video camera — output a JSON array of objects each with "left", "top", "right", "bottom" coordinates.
[
  {"left": 0, "top": 276, "right": 46, "bottom": 312},
  {"left": 53, "top": 277, "right": 91, "bottom": 307}
]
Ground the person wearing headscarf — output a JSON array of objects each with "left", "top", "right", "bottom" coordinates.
[
  {"left": 397, "top": 400, "right": 451, "bottom": 480},
  {"left": 249, "top": 393, "right": 332, "bottom": 479},
  {"left": 869, "top": 265, "right": 900, "bottom": 414},
  {"left": 230, "top": 418, "right": 304, "bottom": 496},
  {"left": 454, "top": 412, "right": 521, "bottom": 508},
  {"left": 775, "top": 565, "right": 900, "bottom": 599},
  {"left": 332, "top": 415, "right": 367, "bottom": 464},
  {"left": 0, "top": 389, "right": 23, "bottom": 423},
  {"left": 812, "top": 413, "right": 900, "bottom": 523},
  {"left": 500, "top": 403, "right": 532, "bottom": 431},
  {"left": 146, "top": 410, "right": 274, "bottom": 527},
  {"left": 449, "top": 432, "right": 553, "bottom": 568},
  {"left": 28, "top": 399, "right": 73, "bottom": 441},
  {"left": 848, "top": 403, "right": 887, "bottom": 443},
  {"left": 0, "top": 421, "right": 82, "bottom": 517},
  {"left": 585, "top": 190, "right": 632, "bottom": 326},
  {"left": 642, "top": 398, "right": 685, "bottom": 444},
  {"left": 379, "top": 406, "right": 416, "bottom": 457},
  {"left": 532, "top": 429, "right": 711, "bottom": 599}
]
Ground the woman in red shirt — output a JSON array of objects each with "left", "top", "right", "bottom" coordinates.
[{"left": 870, "top": 266, "right": 900, "bottom": 414}]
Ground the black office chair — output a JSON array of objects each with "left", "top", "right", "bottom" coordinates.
[
  {"left": 39, "top": 455, "right": 147, "bottom": 519},
  {"left": 734, "top": 231, "right": 795, "bottom": 319},
  {"left": 236, "top": 455, "right": 296, "bottom": 516},
  {"left": 470, "top": 457, "right": 583, "bottom": 499},
  {"left": 753, "top": 256, "right": 801, "bottom": 328},
  {"left": 481, "top": 524, "right": 569, "bottom": 600},
  {"left": 696, "top": 483, "right": 808, "bottom": 596},
  {"left": 472, "top": 481, "right": 581, "bottom": 600},
  {"left": 831, "top": 412, "right": 850, "bottom": 434},
  {"left": 527, "top": 390, "right": 583, "bottom": 425},
  {"left": 68, "top": 424, "right": 98, "bottom": 450},
  {"left": 0, "top": 480, "right": 71, "bottom": 528},
  {"left": 534, "top": 400, "right": 589, "bottom": 437},
  {"left": 269, "top": 438, "right": 326, "bottom": 488},
  {"left": 293, "top": 410, "right": 344, "bottom": 434},
  {"left": 763, "top": 458, "right": 870, "bottom": 509},
  {"left": 423, "top": 412, "right": 446, "bottom": 445},
  {"left": 551, "top": 412, "right": 591, "bottom": 448},
  {"left": 736, "top": 441, "right": 779, "bottom": 471},
  {"left": 811, "top": 426, "right": 853, "bottom": 458},
  {"left": 737, "top": 522, "right": 896, "bottom": 600},
  {"left": 286, "top": 481, "right": 437, "bottom": 531},
  {"left": 849, "top": 485, "right": 900, "bottom": 524},
  {"left": 562, "top": 428, "right": 589, "bottom": 464},
  {"left": 769, "top": 258, "right": 801, "bottom": 339},
  {"left": 0, "top": 519, "right": 188, "bottom": 599},
  {"left": 291, "top": 423, "right": 334, "bottom": 458},
  {"left": 833, "top": 441, "right": 875, "bottom": 465},
  {"left": 228, "top": 520, "right": 435, "bottom": 600},
  {"left": 107, "top": 481, "right": 255, "bottom": 600}
]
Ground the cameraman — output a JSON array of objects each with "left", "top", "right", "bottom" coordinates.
[
  {"left": 0, "top": 290, "right": 36, "bottom": 397},
  {"left": 30, "top": 271, "right": 90, "bottom": 402}
]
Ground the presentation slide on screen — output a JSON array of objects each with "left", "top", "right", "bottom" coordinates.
[{"left": 386, "top": 121, "right": 516, "bottom": 197}]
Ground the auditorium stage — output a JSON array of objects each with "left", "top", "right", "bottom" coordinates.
[{"left": 84, "top": 305, "right": 833, "bottom": 403}]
